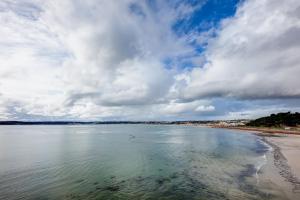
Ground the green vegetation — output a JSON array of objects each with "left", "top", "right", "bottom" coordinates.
[{"left": 247, "top": 112, "right": 300, "bottom": 127}]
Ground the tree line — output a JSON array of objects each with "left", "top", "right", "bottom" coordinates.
[{"left": 247, "top": 112, "right": 300, "bottom": 127}]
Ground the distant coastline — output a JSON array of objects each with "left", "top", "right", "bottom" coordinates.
[
  {"left": 0, "top": 120, "right": 243, "bottom": 126},
  {"left": 2, "top": 120, "right": 300, "bottom": 136}
]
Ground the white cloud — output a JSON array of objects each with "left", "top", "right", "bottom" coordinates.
[
  {"left": 0, "top": 0, "right": 201, "bottom": 120},
  {"left": 0, "top": 0, "right": 299, "bottom": 120},
  {"left": 161, "top": 100, "right": 215, "bottom": 115},
  {"left": 183, "top": 0, "right": 300, "bottom": 100}
]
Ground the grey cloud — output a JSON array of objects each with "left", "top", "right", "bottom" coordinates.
[
  {"left": 0, "top": 0, "right": 42, "bottom": 21},
  {"left": 1, "top": 0, "right": 300, "bottom": 121},
  {"left": 0, "top": 0, "right": 200, "bottom": 120},
  {"left": 182, "top": 0, "right": 300, "bottom": 100}
]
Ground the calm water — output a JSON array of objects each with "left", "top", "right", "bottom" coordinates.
[{"left": 0, "top": 125, "right": 270, "bottom": 200}]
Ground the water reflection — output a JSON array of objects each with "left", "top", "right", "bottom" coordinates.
[{"left": 0, "top": 125, "right": 270, "bottom": 200}]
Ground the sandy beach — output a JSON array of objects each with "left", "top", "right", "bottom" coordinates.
[
  {"left": 224, "top": 126, "right": 300, "bottom": 135},
  {"left": 209, "top": 126, "right": 300, "bottom": 199},
  {"left": 257, "top": 134, "right": 300, "bottom": 200}
]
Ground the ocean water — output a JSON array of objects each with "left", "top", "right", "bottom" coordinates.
[{"left": 0, "top": 125, "right": 271, "bottom": 200}]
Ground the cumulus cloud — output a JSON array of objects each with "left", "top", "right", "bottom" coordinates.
[
  {"left": 0, "top": 0, "right": 205, "bottom": 120},
  {"left": 0, "top": 0, "right": 299, "bottom": 120},
  {"left": 183, "top": 0, "right": 300, "bottom": 100}
]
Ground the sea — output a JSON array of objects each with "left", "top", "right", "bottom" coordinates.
[{"left": 0, "top": 124, "right": 273, "bottom": 200}]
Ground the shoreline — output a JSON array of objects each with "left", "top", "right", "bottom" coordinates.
[
  {"left": 187, "top": 124, "right": 300, "bottom": 199},
  {"left": 226, "top": 127, "right": 300, "bottom": 199},
  {"left": 262, "top": 137, "right": 300, "bottom": 192}
]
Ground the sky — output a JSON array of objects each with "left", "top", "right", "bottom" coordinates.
[{"left": 0, "top": 0, "right": 300, "bottom": 121}]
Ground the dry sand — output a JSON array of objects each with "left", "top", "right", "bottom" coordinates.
[{"left": 266, "top": 135, "right": 300, "bottom": 179}]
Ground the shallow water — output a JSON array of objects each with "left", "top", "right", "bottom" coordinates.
[{"left": 0, "top": 125, "right": 272, "bottom": 199}]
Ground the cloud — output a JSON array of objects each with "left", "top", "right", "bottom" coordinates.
[
  {"left": 0, "top": 0, "right": 299, "bottom": 120},
  {"left": 182, "top": 0, "right": 300, "bottom": 100},
  {"left": 160, "top": 100, "right": 215, "bottom": 115},
  {"left": 0, "top": 0, "right": 203, "bottom": 120}
]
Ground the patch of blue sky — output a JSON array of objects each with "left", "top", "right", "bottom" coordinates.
[
  {"left": 212, "top": 98, "right": 250, "bottom": 112},
  {"left": 191, "top": 98, "right": 258, "bottom": 120},
  {"left": 163, "top": 0, "right": 242, "bottom": 71},
  {"left": 172, "top": 0, "right": 242, "bottom": 35},
  {"left": 161, "top": 56, "right": 194, "bottom": 71},
  {"left": 128, "top": 1, "right": 241, "bottom": 71},
  {"left": 163, "top": 56, "right": 196, "bottom": 70}
]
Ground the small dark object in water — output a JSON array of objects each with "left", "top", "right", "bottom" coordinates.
[
  {"left": 110, "top": 175, "right": 116, "bottom": 179},
  {"left": 136, "top": 176, "right": 144, "bottom": 182},
  {"left": 170, "top": 173, "right": 179, "bottom": 179},
  {"left": 129, "top": 134, "right": 136, "bottom": 139},
  {"left": 104, "top": 185, "right": 120, "bottom": 192},
  {"left": 93, "top": 182, "right": 99, "bottom": 185},
  {"left": 156, "top": 177, "right": 171, "bottom": 185}
]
